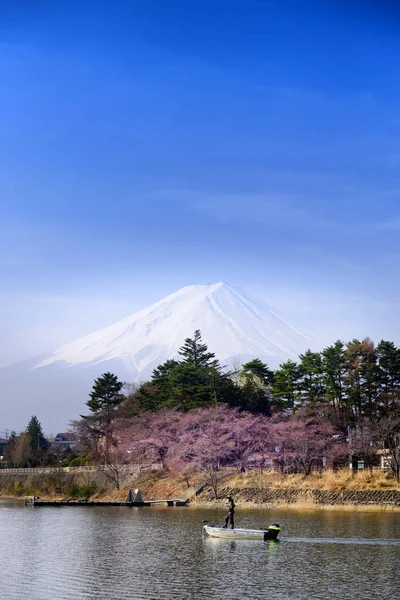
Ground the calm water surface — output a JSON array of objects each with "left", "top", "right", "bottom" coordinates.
[{"left": 1, "top": 500, "right": 399, "bottom": 600}]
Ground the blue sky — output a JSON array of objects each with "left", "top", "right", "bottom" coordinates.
[{"left": 1, "top": 0, "right": 400, "bottom": 364}]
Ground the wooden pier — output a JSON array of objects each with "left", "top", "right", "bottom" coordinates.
[
  {"left": 27, "top": 489, "right": 188, "bottom": 508},
  {"left": 32, "top": 499, "right": 188, "bottom": 507}
]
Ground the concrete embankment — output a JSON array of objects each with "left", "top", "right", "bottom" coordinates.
[{"left": 200, "top": 486, "right": 400, "bottom": 509}]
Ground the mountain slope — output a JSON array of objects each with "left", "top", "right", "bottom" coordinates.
[
  {"left": 34, "top": 282, "right": 317, "bottom": 378},
  {"left": 1, "top": 282, "right": 320, "bottom": 430}
]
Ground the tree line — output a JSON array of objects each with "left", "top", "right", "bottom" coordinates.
[
  {"left": 4, "top": 416, "right": 51, "bottom": 467},
  {"left": 3, "top": 331, "right": 399, "bottom": 481},
  {"left": 72, "top": 331, "right": 400, "bottom": 483},
  {"left": 114, "top": 332, "right": 400, "bottom": 428}
]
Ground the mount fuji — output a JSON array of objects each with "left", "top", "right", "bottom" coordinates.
[{"left": 1, "top": 283, "right": 320, "bottom": 431}]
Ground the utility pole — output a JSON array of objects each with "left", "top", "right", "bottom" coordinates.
[{"left": 347, "top": 425, "right": 354, "bottom": 471}]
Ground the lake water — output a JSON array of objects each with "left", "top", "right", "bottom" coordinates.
[{"left": 1, "top": 500, "right": 399, "bottom": 600}]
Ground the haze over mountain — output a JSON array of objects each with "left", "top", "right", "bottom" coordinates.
[{"left": 1, "top": 283, "right": 320, "bottom": 432}]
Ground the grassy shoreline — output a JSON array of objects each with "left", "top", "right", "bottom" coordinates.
[{"left": 1, "top": 468, "right": 399, "bottom": 510}]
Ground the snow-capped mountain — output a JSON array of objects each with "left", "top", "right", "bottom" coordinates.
[
  {"left": 34, "top": 282, "right": 317, "bottom": 377},
  {"left": 1, "top": 282, "right": 320, "bottom": 431}
]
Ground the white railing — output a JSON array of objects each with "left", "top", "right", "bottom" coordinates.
[
  {"left": 0, "top": 465, "right": 130, "bottom": 475},
  {"left": 0, "top": 462, "right": 162, "bottom": 475}
]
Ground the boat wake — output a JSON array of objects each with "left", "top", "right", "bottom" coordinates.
[{"left": 283, "top": 537, "right": 400, "bottom": 546}]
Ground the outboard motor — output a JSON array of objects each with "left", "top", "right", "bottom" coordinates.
[{"left": 263, "top": 523, "right": 281, "bottom": 541}]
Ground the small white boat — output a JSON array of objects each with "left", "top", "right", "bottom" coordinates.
[{"left": 203, "top": 522, "right": 281, "bottom": 541}]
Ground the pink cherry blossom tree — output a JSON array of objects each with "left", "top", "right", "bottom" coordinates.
[
  {"left": 118, "top": 409, "right": 184, "bottom": 471},
  {"left": 271, "top": 416, "right": 343, "bottom": 475},
  {"left": 169, "top": 406, "right": 237, "bottom": 498}
]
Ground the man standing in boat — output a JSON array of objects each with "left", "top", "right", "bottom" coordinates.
[{"left": 222, "top": 494, "right": 235, "bottom": 529}]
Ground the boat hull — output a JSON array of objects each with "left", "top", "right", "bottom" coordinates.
[{"left": 203, "top": 525, "right": 280, "bottom": 541}]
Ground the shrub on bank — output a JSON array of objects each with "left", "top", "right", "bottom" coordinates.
[{"left": 68, "top": 482, "right": 97, "bottom": 498}]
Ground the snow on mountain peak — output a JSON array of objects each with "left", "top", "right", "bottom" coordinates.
[{"left": 33, "top": 282, "right": 319, "bottom": 379}]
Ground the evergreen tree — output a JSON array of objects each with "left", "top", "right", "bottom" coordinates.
[
  {"left": 152, "top": 359, "right": 180, "bottom": 385},
  {"left": 86, "top": 372, "right": 124, "bottom": 425},
  {"left": 376, "top": 340, "right": 400, "bottom": 414},
  {"left": 238, "top": 359, "right": 274, "bottom": 414},
  {"left": 359, "top": 338, "right": 379, "bottom": 419},
  {"left": 131, "top": 384, "right": 160, "bottom": 413},
  {"left": 78, "top": 372, "right": 124, "bottom": 462},
  {"left": 345, "top": 338, "right": 379, "bottom": 421},
  {"left": 135, "top": 334, "right": 242, "bottom": 412},
  {"left": 241, "top": 358, "right": 274, "bottom": 386},
  {"left": 166, "top": 362, "right": 213, "bottom": 410},
  {"left": 149, "top": 359, "right": 180, "bottom": 406},
  {"left": 344, "top": 338, "right": 363, "bottom": 422},
  {"left": 272, "top": 360, "right": 300, "bottom": 411},
  {"left": 146, "top": 361, "right": 240, "bottom": 411},
  {"left": 322, "top": 341, "right": 347, "bottom": 424},
  {"left": 239, "top": 376, "right": 271, "bottom": 414},
  {"left": 298, "top": 350, "right": 325, "bottom": 405},
  {"left": 26, "top": 416, "right": 49, "bottom": 451},
  {"left": 178, "top": 330, "right": 216, "bottom": 368},
  {"left": 211, "top": 366, "right": 243, "bottom": 408}
]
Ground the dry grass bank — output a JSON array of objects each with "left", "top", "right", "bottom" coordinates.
[
  {"left": 224, "top": 468, "right": 399, "bottom": 493},
  {"left": 1, "top": 468, "right": 399, "bottom": 510}
]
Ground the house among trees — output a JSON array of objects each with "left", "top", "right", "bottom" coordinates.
[
  {"left": 52, "top": 433, "right": 77, "bottom": 451},
  {"left": 377, "top": 449, "right": 392, "bottom": 471},
  {"left": 0, "top": 438, "right": 8, "bottom": 459}
]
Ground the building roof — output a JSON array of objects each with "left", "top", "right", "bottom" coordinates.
[{"left": 54, "top": 433, "right": 76, "bottom": 442}]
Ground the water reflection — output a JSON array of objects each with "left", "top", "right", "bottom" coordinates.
[
  {"left": 204, "top": 537, "right": 281, "bottom": 552},
  {"left": 1, "top": 501, "right": 399, "bottom": 600}
]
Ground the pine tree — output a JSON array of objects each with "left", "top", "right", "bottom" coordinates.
[
  {"left": 150, "top": 359, "right": 180, "bottom": 405},
  {"left": 26, "top": 416, "right": 49, "bottom": 451},
  {"left": 238, "top": 359, "right": 274, "bottom": 414},
  {"left": 136, "top": 384, "right": 161, "bottom": 412},
  {"left": 272, "top": 360, "right": 300, "bottom": 411},
  {"left": 79, "top": 372, "right": 124, "bottom": 462},
  {"left": 152, "top": 359, "right": 180, "bottom": 385},
  {"left": 178, "top": 330, "right": 216, "bottom": 368},
  {"left": 344, "top": 339, "right": 363, "bottom": 422},
  {"left": 86, "top": 372, "right": 124, "bottom": 425},
  {"left": 167, "top": 362, "right": 212, "bottom": 410},
  {"left": 135, "top": 334, "right": 242, "bottom": 412},
  {"left": 297, "top": 350, "right": 325, "bottom": 404},
  {"left": 345, "top": 338, "right": 379, "bottom": 421},
  {"left": 358, "top": 338, "right": 379, "bottom": 419},
  {"left": 322, "top": 341, "right": 346, "bottom": 416},
  {"left": 376, "top": 340, "right": 400, "bottom": 414},
  {"left": 239, "top": 376, "right": 271, "bottom": 414},
  {"left": 241, "top": 358, "right": 274, "bottom": 386}
]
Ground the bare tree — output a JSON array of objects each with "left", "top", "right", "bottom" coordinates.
[
  {"left": 11, "top": 433, "right": 32, "bottom": 467},
  {"left": 374, "top": 412, "right": 400, "bottom": 482}
]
